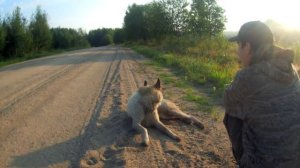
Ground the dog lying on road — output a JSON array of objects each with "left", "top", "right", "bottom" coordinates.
[{"left": 126, "top": 78, "right": 204, "bottom": 146}]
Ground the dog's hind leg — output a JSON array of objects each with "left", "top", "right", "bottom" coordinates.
[
  {"left": 150, "top": 111, "right": 181, "bottom": 141},
  {"left": 158, "top": 100, "right": 204, "bottom": 129},
  {"left": 169, "top": 111, "right": 204, "bottom": 129},
  {"left": 154, "top": 120, "right": 181, "bottom": 141},
  {"left": 186, "top": 115, "right": 204, "bottom": 129},
  {"left": 171, "top": 111, "right": 204, "bottom": 129}
]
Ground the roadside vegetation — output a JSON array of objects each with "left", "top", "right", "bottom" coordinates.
[{"left": 129, "top": 36, "right": 238, "bottom": 95}]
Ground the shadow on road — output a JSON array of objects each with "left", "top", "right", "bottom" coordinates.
[{"left": 10, "top": 109, "right": 134, "bottom": 167}]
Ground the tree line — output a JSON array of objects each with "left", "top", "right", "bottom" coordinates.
[
  {"left": 0, "top": 6, "right": 123, "bottom": 60},
  {"left": 0, "top": 6, "right": 88, "bottom": 59},
  {"left": 123, "top": 0, "right": 226, "bottom": 42},
  {"left": 0, "top": 0, "right": 226, "bottom": 60}
]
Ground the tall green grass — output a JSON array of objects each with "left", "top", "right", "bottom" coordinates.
[
  {"left": 292, "top": 42, "right": 300, "bottom": 66},
  {"left": 130, "top": 35, "right": 239, "bottom": 95}
]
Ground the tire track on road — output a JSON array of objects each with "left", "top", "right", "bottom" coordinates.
[
  {"left": 79, "top": 47, "right": 153, "bottom": 168},
  {"left": 0, "top": 56, "right": 92, "bottom": 115},
  {"left": 76, "top": 47, "right": 122, "bottom": 167},
  {"left": 0, "top": 57, "right": 95, "bottom": 144}
]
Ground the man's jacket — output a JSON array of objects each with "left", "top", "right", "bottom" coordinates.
[{"left": 224, "top": 46, "right": 300, "bottom": 168}]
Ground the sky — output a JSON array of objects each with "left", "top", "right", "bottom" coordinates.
[{"left": 0, "top": 0, "right": 299, "bottom": 32}]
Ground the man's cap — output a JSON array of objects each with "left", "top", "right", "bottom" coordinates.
[{"left": 229, "top": 21, "right": 274, "bottom": 45}]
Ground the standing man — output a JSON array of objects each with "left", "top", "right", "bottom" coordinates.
[{"left": 224, "top": 21, "right": 300, "bottom": 168}]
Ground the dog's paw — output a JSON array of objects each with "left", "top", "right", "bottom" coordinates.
[
  {"left": 174, "top": 136, "right": 181, "bottom": 142},
  {"left": 195, "top": 122, "right": 204, "bottom": 130},
  {"left": 141, "top": 138, "right": 150, "bottom": 147},
  {"left": 141, "top": 141, "right": 149, "bottom": 147}
]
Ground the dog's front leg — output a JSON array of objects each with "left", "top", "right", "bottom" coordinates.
[{"left": 132, "top": 122, "right": 149, "bottom": 146}]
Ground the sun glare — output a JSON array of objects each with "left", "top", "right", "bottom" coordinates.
[
  {"left": 268, "top": 1, "right": 300, "bottom": 30},
  {"left": 218, "top": 0, "right": 300, "bottom": 31},
  {"left": 275, "top": 18, "right": 300, "bottom": 31}
]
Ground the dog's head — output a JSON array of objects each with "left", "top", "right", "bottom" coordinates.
[
  {"left": 138, "top": 78, "right": 163, "bottom": 112},
  {"left": 143, "top": 78, "right": 161, "bottom": 90}
]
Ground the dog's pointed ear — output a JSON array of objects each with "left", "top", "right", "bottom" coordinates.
[
  {"left": 154, "top": 78, "right": 161, "bottom": 90},
  {"left": 144, "top": 80, "right": 148, "bottom": 86}
]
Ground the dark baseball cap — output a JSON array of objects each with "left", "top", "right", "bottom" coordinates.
[{"left": 229, "top": 21, "right": 274, "bottom": 45}]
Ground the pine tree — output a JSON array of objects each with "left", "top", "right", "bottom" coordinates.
[
  {"left": 29, "top": 6, "right": 52, "bottom": 51},
  {"left": 4, "top": 7, "right": 32, "bottom": 57}
]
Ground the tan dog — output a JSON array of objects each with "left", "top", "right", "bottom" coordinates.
[{"left": 126, "top": 78, "right": 204, "bottom": 146}]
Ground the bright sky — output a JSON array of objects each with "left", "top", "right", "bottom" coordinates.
[
  {"left": 0, "top": 0, "right": 299, "bottom": 32},
  {"left": 218, "top": 0, "right": 300, "bottom": 31}
]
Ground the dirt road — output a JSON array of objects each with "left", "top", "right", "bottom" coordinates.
[{"left": 0, "top": 46, "right": 234, "bottom": 168}]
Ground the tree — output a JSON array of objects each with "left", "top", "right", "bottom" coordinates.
[
  {"left": 51, "top": 28, "right": 89, "bottom": 49},
  {"left": 160, "top": 0, "right": 190, "bottom": 35},
  {"left": 113, "top": 28, "right": 125, "bottom": 44},
  {"left": 74, "top": 28, "right": 90, "bottom": 48},
  {"left": 0, "top": 17, "right": 6, "bottom": 58},
  {"left": 87, "top": 28, "right": 113, "bottom": 47},
  {"left": 29, "top": 6, "right": 52, "bottom": 51},
  {"left": 189, "top": 0, "right": 226, "bottom": 37},
  {"left": 123, "top": 4, "right": 149, "bottom": 41},
  {"left": 4, "top": 7, "right": 32, "bottom": 57},
  {"left": 145, "top": 1, "right": 173, "bottom": 40},
  {"left": 51, "top": 28, "right": 71, "bottom": 49}
]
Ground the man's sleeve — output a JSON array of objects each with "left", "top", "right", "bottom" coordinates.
[
  {"left": 224, "top": 71, "right": 251, "bottom": 119},
  {"left": 223, "top": 113, "right": 243, "bottom": 163}
]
